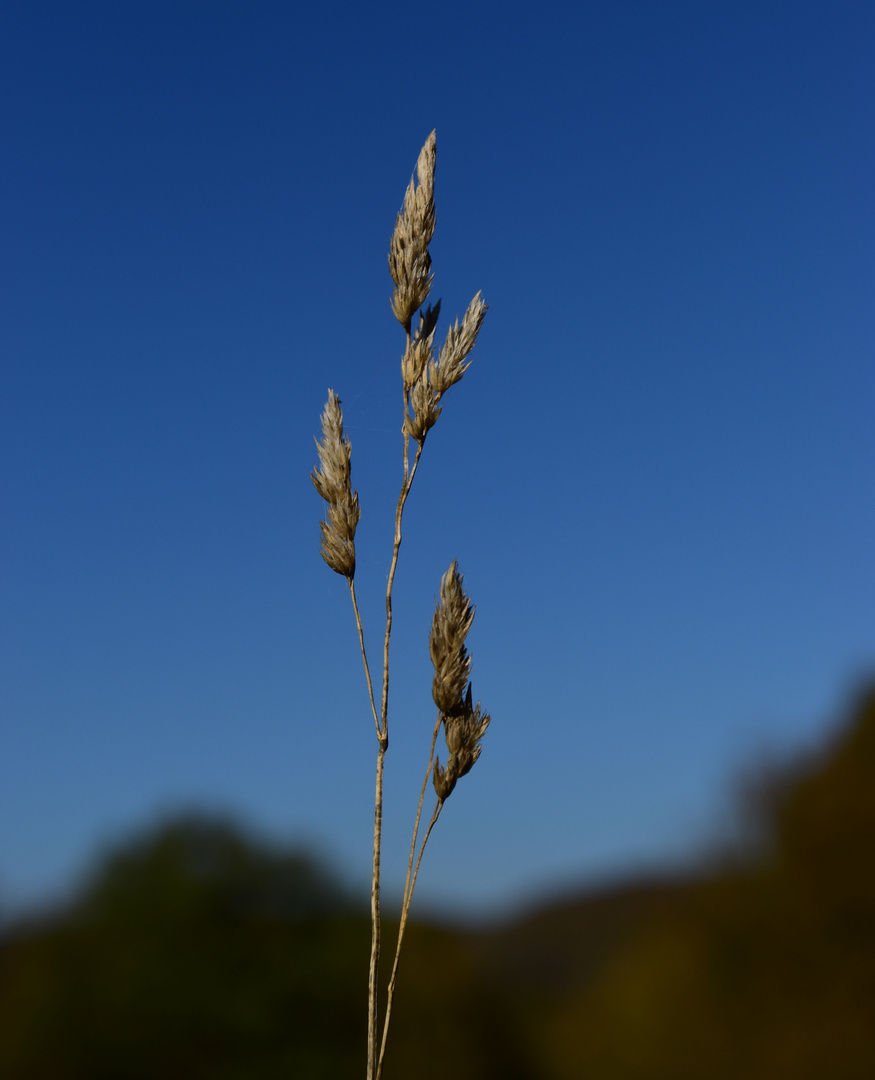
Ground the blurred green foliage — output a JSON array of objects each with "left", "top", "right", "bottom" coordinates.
[
  {"left": 2, "top": 683, "right": 873, "bottom": 1078},
  {"left": 0, "top": 817, "right": 367, "bottom": 1079}
]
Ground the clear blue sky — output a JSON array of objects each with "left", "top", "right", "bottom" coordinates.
[{"left": 2, "top": 1, "right": 873, "bottom": 920}]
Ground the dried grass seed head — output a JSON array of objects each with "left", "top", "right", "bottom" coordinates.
[
  {"left": 444, "top": 686, "right": 491, "bottom": 775},
  {"left": 402, "top": 300, "right": 442, "bottom": 390},
  {"left": 415, "top": 130, "right": 436, "bottom": 230},
  {"left": 311, "top": 390, "right": 350, "bottom": 500},
  {"left": 431, "top": 291, "right": 489, "bottom": 397},
  {"left": 433, "top": 687, "right": 491, "bottom": 802},
  {"left": 389, "top": 131, "right": 437, "bottom": 332},
  {"left": 311, "top": 389, "right": 359, "bottom": 578},
  {"left": 318, "top": 518, "right": 357, "bottom": 578},
  {"left": 432, "top": 758, "right": 457, "bottom": 801},
  {"left": 429, "top": 560, "right": 474, "bottom": 715},
  {"left": 326, "top": 494, "right": 359, "bottom": 542},
  {"left": 404, "top": 376, "right": 441, "bottom": 444}
]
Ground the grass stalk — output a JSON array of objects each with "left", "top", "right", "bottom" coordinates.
[
  {"left": 375, "top": 712, "right": 444, "bottom": 1079},
  {"left": 348, "top": 579, "right": 380, "bottom": 740},
  {"left": 311, "top": 130, "right": 490, "bottom": 1078}
]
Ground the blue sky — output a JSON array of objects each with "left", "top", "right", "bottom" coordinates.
[{"left": 2, "top": 0, "right": 873, "bottom": 920}]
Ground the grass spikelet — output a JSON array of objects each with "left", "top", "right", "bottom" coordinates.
[
  {"left": 436, "top": 684, "right": 491, "bottom": 800},
  {"left": 429, "top": 560, "right": 475, "bottom": 714},
  {"left": 311, "top": 389, "right": 359, "bottom": 578},
  {"left": 432, "top": 290, "right": 488, "bottom": 394},
  {"left": 389, "top": 130, "right": 437, "bottom": 331}
]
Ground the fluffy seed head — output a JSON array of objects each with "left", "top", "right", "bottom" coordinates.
[
  {"left": 444, "top": 686, "right": 491, "bottom": 776},
  {"left": 311, "top": 391, "right": 349, "bottom": 500},
  {"left": 402, "top": 335, "right": 432, "bottom": 392},
  {"left": 431, "top": 292, "right": 489, "bottom": 397},
  {"left": 402, "top": 300, "right": 443, "bottom": 390},
  {"left": 404, "top": 375, "right": 441, "bottom": 443},
  {"left": 433, "top": 686, "right": 491, "bottom": 803},
  {"left": 311, "top": 390, "right": 359, "bottom": 578},
  {"left": 389, "top": 131, "right": 437, "bottom": 332},
  {"left": 429, "top": 560, "right": 474, "bottom": 714}
]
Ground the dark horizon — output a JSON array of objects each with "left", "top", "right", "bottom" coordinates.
[{"left": 3, "top": 680, "right": 873, "bottom": 1077}]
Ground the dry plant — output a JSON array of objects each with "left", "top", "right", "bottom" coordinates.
[{"left": 311, "top": 130, "right": 491, "bottom": 1080}]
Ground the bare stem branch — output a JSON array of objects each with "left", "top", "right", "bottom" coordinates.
[
  {"left": 402, "top": 711, "right": 442, "bottom": 912},
  {"left": 373, "top": 709, "right": 441, "bottom": 1079},
  {"left": 367, "top": 743, "right": 386, "bottom": 1080},
  {"left": 369, "top": 331, "right": 426, "bottom": 1079},
  {"left": 381, "top": 353, "right": 414, "bottom": 735},
  {"left": 349, "top": 579, "right": 381, "bottom": 740},
  {"left": 376, "top": 795, "right": 444, "bottom": 1080}
]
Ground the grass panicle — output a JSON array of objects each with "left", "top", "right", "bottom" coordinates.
[
  {"left": 389, "top": 131, "right": 436, "bottom": 332},
  {"left": 434, "top": 683, "right": 491, "bottom": 802},
  {"left": 311, "top": 130, "right": 491, "bottom": 1080},
  {"left": 311, "top": 389, "right": 359, "bottom": 579},
  {"left": 429, "top": 559, "right": 475, "bottom": 715}
]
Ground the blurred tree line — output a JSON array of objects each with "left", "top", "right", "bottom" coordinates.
[{"left": 1, "top": 683, "right": 873, "bottom": 1078}]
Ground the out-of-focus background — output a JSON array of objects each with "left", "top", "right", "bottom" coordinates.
[
  {"left": 1, "top": 1, "right": 873, "bottom": 1075},
  {"left": 1, "top": 686, "right": 873, "bottom": 1077}
]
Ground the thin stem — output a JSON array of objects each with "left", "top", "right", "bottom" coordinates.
[
  {"left": 375, "top": 712, "right": 442, "bottom": 1080},
  {"left": 353, "top": 573, "right": 383, "bottom": 1080},
  {"left": 349, "top": 579, "right": 381, "bottom": 740},
  {"left": 402, "top": 712, "right": 443, "bottom": 912},
  {"left": 380, "top": 389, "right": 421, "bottom": 729},
  {"left": 369, "top": 332, "right": 428, "bottom": 1080},
  {"left": 375, "top": 795, "right": 444, "bottom": 1080},
  {"left": 380, "top": 433, "right": 423, "bottom": 727},
  {"left": 367, "top": 742, "right": 386, "bottom": 1080}
]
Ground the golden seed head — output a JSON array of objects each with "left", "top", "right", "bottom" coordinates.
[
  {"left": 402, "top": 336, "right": 431, "bottom": 392},
  {"left": 402, "top": 299, "right": 443, "bottom": 390},
  {"left": 404, "top": 376, "right": 441, "bottom": 444},
  {"left": 432, "top": 758, "right": 456, "bottom": 801},
  {"left": 311, "top": 390, "right": 360, "bottom": 579},
  {"left": 389, "top": 132, "right": 437, "bottom": 332},
  {"left": 444, "top": 687, "right": 490, "bottom": 776},
  {"left": 431, "top": 292, "right": 488, "bottom": 397},
  {"left": 433, "top": 688, "right": 491, "bottom": 803},
  {"left": 429, "top": 561, "right": 474, "bottom": 714}
]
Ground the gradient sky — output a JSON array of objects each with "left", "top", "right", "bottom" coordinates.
[{"left": 2, "top": 1, "right": 873, "bottom": 921}]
